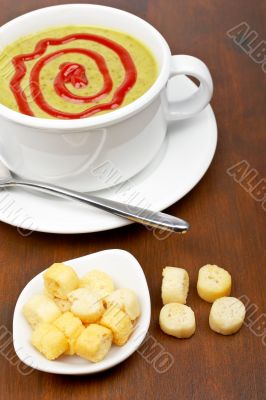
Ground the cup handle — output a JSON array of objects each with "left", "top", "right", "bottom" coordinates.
[{"left": 165, "top": 55, "right": 213, "bottom": 120}]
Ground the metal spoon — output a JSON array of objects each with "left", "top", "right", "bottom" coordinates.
[{"left": 0, "top": 160, "right": 189, "bottom": 233}]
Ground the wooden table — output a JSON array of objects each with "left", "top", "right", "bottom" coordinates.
[{"left": 0, "top": 1, "right": 265, "bottom": 399}]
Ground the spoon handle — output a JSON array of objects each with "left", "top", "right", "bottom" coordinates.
[{"left": 6, "top": 179, "right": 189, "bottom": 233}]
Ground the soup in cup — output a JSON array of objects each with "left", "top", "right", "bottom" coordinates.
[{"left": 0, "top": 4, "right": 213, "bottom": 191}]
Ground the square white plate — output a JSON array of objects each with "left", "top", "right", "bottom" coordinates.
[{"left": 13, "top": 249, "right": 151, "bottom": 374}]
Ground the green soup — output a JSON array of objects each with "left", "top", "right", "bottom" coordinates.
[{"left": 0, "top": 26, "right": 158, "bottom": 119}]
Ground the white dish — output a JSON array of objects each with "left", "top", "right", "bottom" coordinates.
[
  {"left": 13, "top": 249, "right": 151, "bottom": 375},
  {"left": 0, "top": 4, "right": 212, "bottom": 191},
  {"left": 0, "top": 75, "right": 217, "bottom": 233}
]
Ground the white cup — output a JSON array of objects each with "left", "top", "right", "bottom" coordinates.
[{"left": 0, "top": 4, "right": 213, "bottom": 191}]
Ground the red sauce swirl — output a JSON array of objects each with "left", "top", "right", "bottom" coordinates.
[{"left": 10, "top": 33, "right": 138, "bottom": 119}]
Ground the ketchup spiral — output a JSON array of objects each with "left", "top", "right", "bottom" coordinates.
[{"left": 10, "top": 33, "right": 138, "bottom": 119}]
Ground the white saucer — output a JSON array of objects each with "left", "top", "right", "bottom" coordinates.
[{"left": 0, "top": 76, "right": 217, "bottom": 234}]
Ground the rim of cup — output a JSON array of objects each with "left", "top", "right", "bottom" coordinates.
[{"left": 0, "top": 4, "right": 171, "bottom": 131}]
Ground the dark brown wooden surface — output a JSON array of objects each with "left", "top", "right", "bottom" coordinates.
[{"left": 0, "top": 1, "right": 265, "bottom": 399}]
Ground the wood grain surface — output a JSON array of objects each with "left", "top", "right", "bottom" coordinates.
[{"left": 0, "top": 1, "right": 265, "bottom": 399}]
